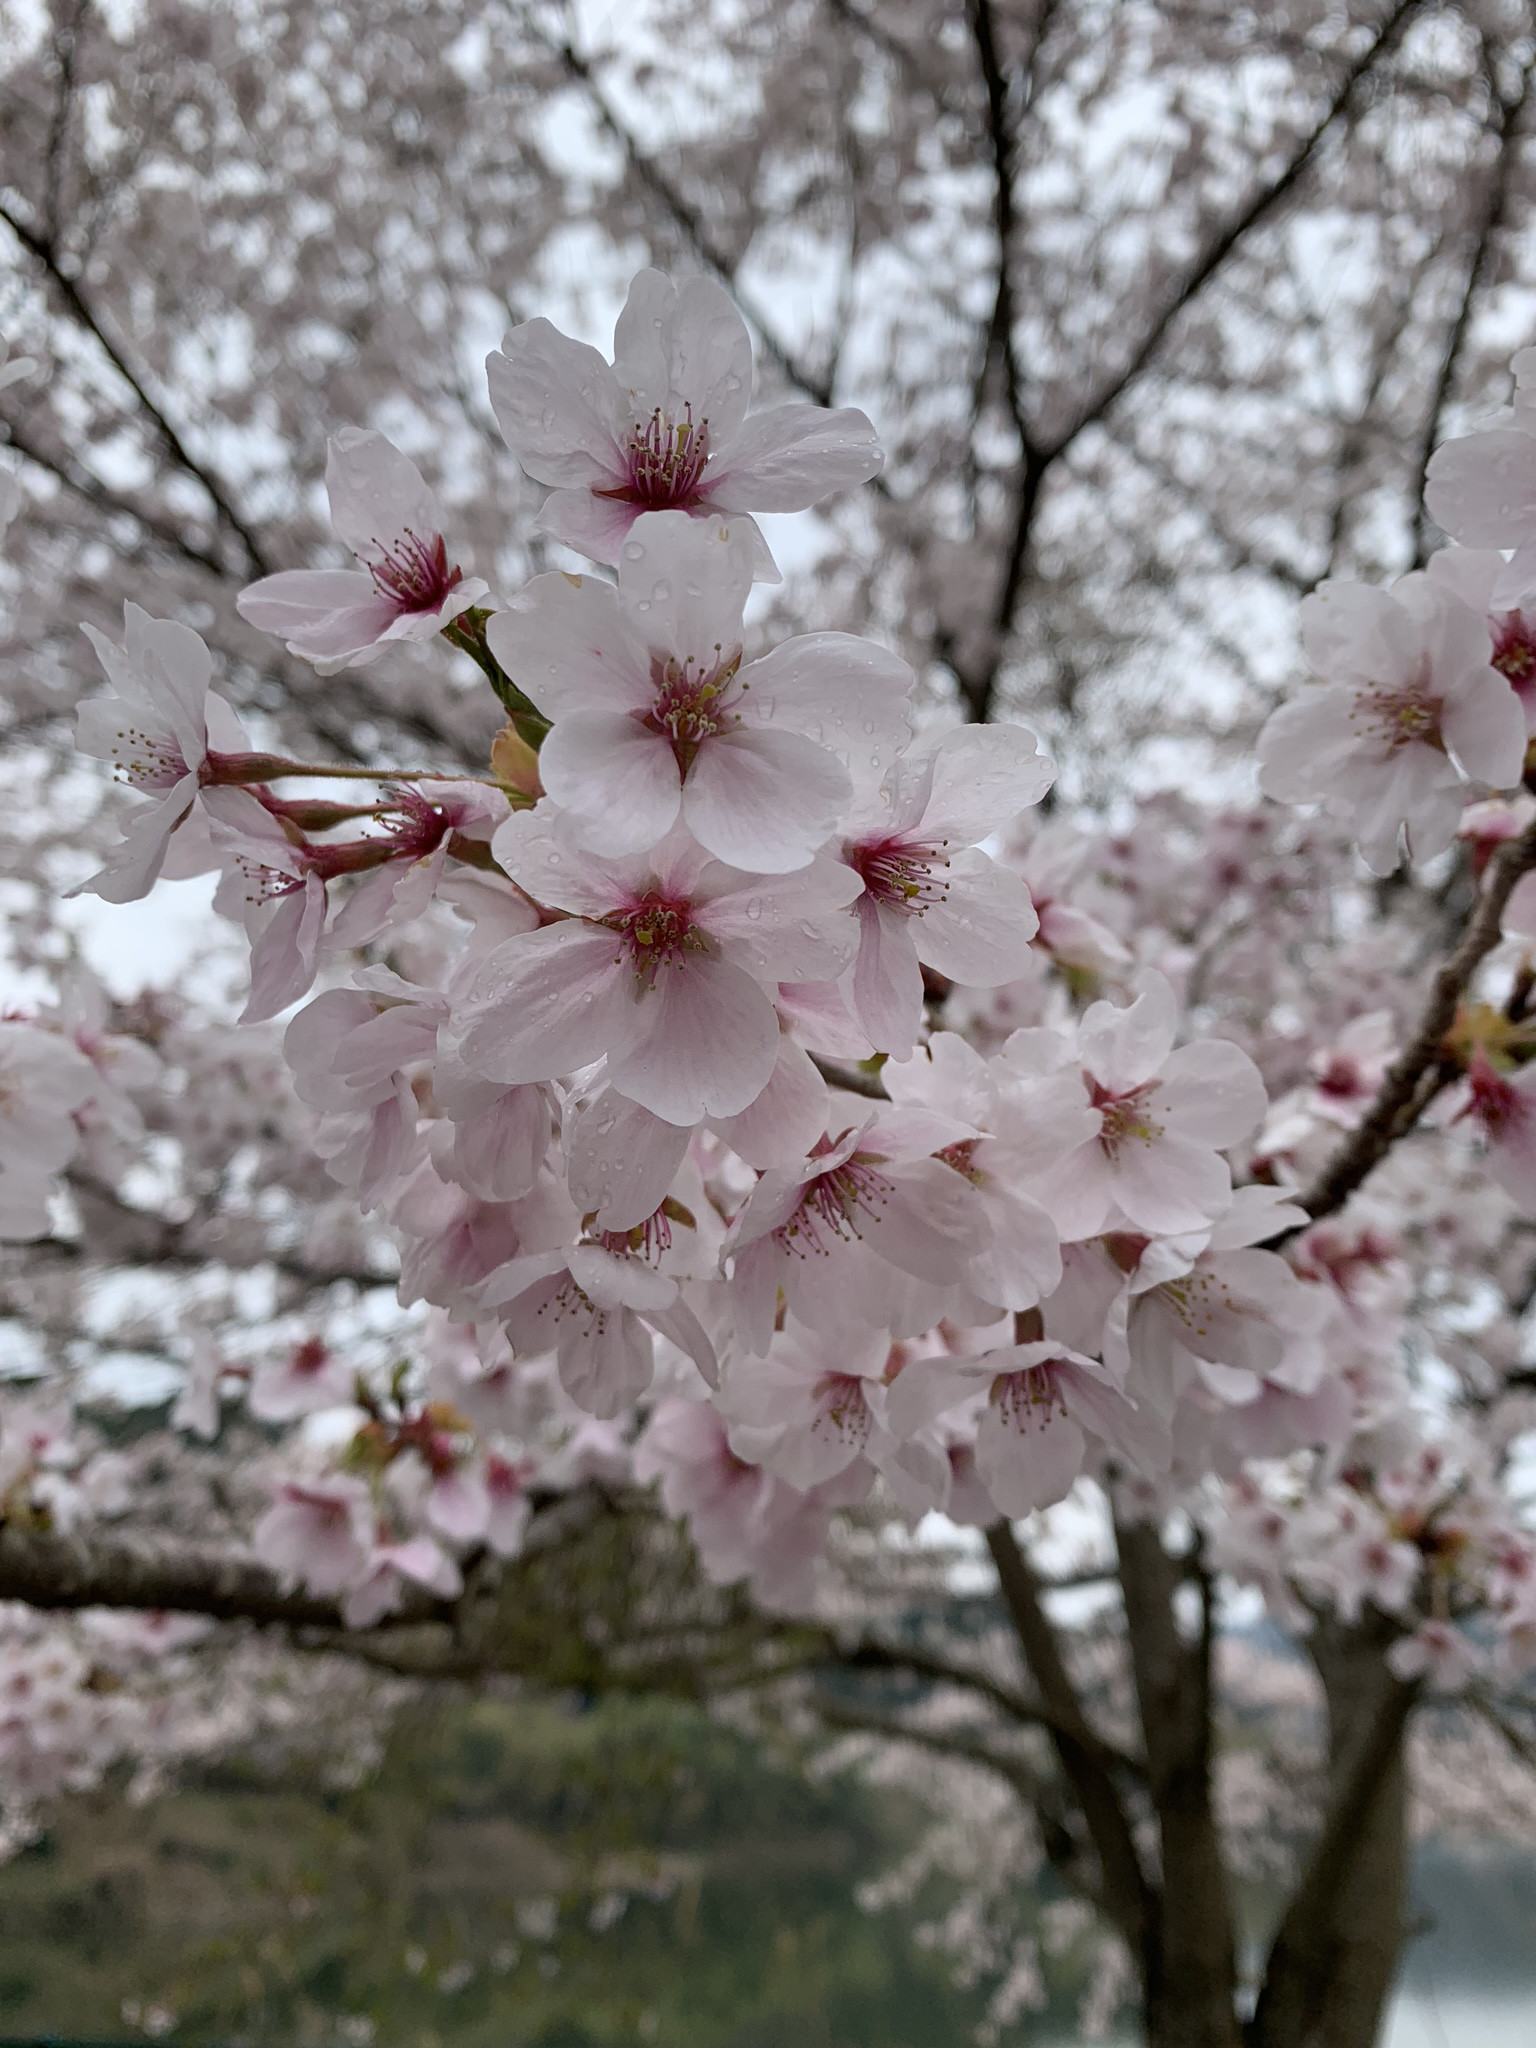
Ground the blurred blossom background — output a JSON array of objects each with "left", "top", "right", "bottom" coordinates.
[{"left": 3, "top": 0, "right": 1536, "bottom": 2041}]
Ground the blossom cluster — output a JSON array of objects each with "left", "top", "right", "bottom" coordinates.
[{"left": 14, "top": 269, "right": 1536, "bottom": 1681}]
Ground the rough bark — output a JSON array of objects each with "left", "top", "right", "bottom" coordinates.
[
  {"left": 1248, "top": 1614, "right": 1416, "bottom": 2048},
  {"left": 1116, "top": 1517, "right": 1241, "bottom": 2048},
  {"left": 985, "top": 1522, "right": 1154, "bottom": 1958}
]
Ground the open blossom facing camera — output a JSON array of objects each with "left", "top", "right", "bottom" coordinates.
[
  {"left": 1010, "top": 974, "right": 1267, "bottom": 1240},
  {"left": 452, "top": 812, "right": 862, "bottom": 1125},
  {"left": 1257, "top": 574, "right": 1525, "bottom": 874},
  {"left": 486, "top": 511, "right": 912, "bottom": 871},
  {"left": 487, "top": 268, "right": 882, "bottom": 574},
  {"left": 237, "top": 428, "right": 488, "bottom": 671}
]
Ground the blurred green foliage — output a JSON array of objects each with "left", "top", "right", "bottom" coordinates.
[{"left": 0, "top": 1691, "right": 993, "bottom": 2048}]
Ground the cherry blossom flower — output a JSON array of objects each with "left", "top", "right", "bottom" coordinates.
[
  {"left": 486, "top": 268, "right": 882, "bottom": 574},
  {"left": 482, "top": 1453, "right": 532, "bottom": 1558},
  {"left": 886, "top": 1339, "right": 1144, "bottom": 1519},
  {"left": 342, "top": 1536, "right": 463, "bottom": 1630},
  {"left": 882, "top": 1031, "right": 1091, "bottom": 1313},
  {"left": 73, "top": 604, "right": 248, "bottom": 902},
  {"left": 838, "top": 725, "right": 1056, "bottom": 1055},
  {"left": 1257, "top": 574, "right": 1525, "bottom": 874},
  {"left": 205, "top": 787, "right": 330, "bottom": 1023},
  {"left": 634, "top": 1397, "right": 844, "bottom": 1607},
  {"left": 476, "top": 1228, "right": 717, "bottom": 1419},
  {"left": 1428, "top": 545, "right": 1536, "bottom": 736},
  {"left": 1009, "top": 975, "right": 1267, "bottom": 1239},
  {"left": 1424, "top": 347, "right": 1536, "bottom": 582},
  {"left": 1451, "top": 1048, "right": 1536, "bottom": 1213},
  {"left": 1103, "top": 1187, "right": 1325, "bottom": 1414},
  {"left": 452, "top": 813, "right": 862, "bottom": 1126},
  {"left": 722, "top": 1106, "right": 988, "bottom": 1357},
  {"left": 236, "top": 428, "right": 487, "bottom": 671},
  {"left": 1386, "top": 1618, "right": 1482, "bottom": 1693},
  {"left": 248, "top": 1337, "right": 356, "bottom": 1422},
  {"left": 253, "top": 1476, "right": 374, "bottom": 1598},
  {"left": 715, "top": 1325, "right": 893, "bottom": 1489},
  {"left": 0, "top": 1023, "right": 97, "bottom": 1242},
  {"left": 327, "top": 780, "right": 509, "bottom": 949},
  {"left": 485, "top": 510, "right": 912, "bottom": 871}
]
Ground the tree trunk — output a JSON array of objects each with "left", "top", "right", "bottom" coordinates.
[
  {"left": 1117, "top": 1519, "right": 1243, "bottom": 2048},
  {"left": 1303, "top": 1619, "right": 1410, "bottom": 2047},
  {"left": 1247, "top": 1613, "right": 1414, "bottom": 2048}
]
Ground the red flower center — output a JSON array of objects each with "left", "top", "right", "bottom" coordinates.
[
  {"left": 367, "top": 529, "right": 463, "bottom": 614},
  {"left": 601, "top": 406, "right": 712, "bottom": 508}
]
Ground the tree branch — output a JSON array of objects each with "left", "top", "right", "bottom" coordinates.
[
  {"left": 832, "top": 1634, "right": 1144, "bottom": 1774},
  {"left": 985, "top": 1521, "right": 1154, "bottom": 1954},
  {"left": 549, "top": 33, "right": 844, "bottom": 417},
  {"left": 1, "top": 413, "right": 231, "bottom": 578},
  {"left": 1296, "top": 812, "right": 1536, "bottom": 1225},
  {"left": 1410, "top": 43, "right": 1536, "bottom": 564},
  {"left": 0, "top": 200, "right": 270, "bottom": 577},
  {"left": 1041, "top": 0, "right": 1423, "bottom": 465}
]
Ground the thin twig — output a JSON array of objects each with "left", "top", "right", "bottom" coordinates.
[{"left": 1296, "top": 813, "right": 1536, "bottom": 1225}]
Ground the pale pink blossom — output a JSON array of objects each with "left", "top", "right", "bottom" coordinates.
[
  {"left": 342, "top": 1536, "right": 463, "bottom": 1629},
  {"left": 1451, "top": 1048, "right": 1536, "bottom": 1213},
  {"left": 205, "top": 787, "right": 329, "bottom": 1023},
  {"left": 1428, "top": 545, "right": 1536, "bottom": 735},
  {"left": 236, "top": 428, "right": 487, "bottom": 671},
  {"left": 882, "top": 1031, "right": 1089, "bottom": 1313},
  {"left": 715, "top": 1325, "right": 893, "bottom": 1490},
  {"left": 485, "top": 510, "right": 911, "bottom": 871},
  {"left": 73, "top": 604, "right": 247, "bottom": 902},
  {"left": 722, "top": 1106, "right": 988, "bottom": 1357},
  {"left": 389, "top": 1158, "right": 577, "bottom": 1314},
  {"left": 886, "top": 1340, "right": 1145, "bottom": 1520},
  {"left": 1010, "top": 975, "right": 1267, "bottom": 1239},
  {"left": 486, "top": 268, "right": 882, "bottom": 574},
  {"left": 476, "top": 1232, "right": 717, "bottom": 1419},
  {"left": 634, "top": 1397, "right": 839, "bottom": 1607},
  {"left": 253, "top": 1476, "right": 374, "bottom": 1598},
  {"left": 327, "top": 780, "right": 509, "bottom": 949},
  {"left": 838, "top": 725, "right": 1055, "bottom": 1056},
  {"left": 482, "top": 1453, "right": 532, "bottom": 1558},
  {"left": 1011, "top": 821, "right": 1132, "bottom": 976},
  {"left": 1257, "top": 575, "right": 1524, "bottom": 874},
  {"left": 248, "top": 1337, "right": 355, "bottom": 1422},
  {"left": 1104, "top": 1188, "right": 1325, "bottom": 1414},
  {"left": 0, "top": 1023, "right": 97, "bottom": 1242},
  {"left": 1386, "top": 1618, "right": 1482, "bottom": 1693},
  {"left": 1424, "top": 347, "right": 1536, "bottom": 584},
  {"left": 453, "top": 813, "right": 861, "bottom": 1126}
]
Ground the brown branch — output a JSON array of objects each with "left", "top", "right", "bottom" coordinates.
[
  {"left": 1, "top": 413, "right": 231, "bottom": 578},
  {"left": 833, "top": 1634, "right": 1144, "bottom": 1774},
  {"left": 1041, "top": 0, "right": 1423, "bottom": 465},
  {"left": 809, "top": 1053, "right": 890, "bottom": 1100},
  {"left": 550, "top": 35, "right": 840, "bottom": 416},
  {"left": 985, "top": 1521, "right": 1153, "bottom": 1954},
  {"left": 1410, "top": 44, "right": 1536, "bottom": 564},
  {"left": 0, "top": 1520, "right": 387, "bottom": 1630},
  {"left": 0, "top": 199, "right": 270, "bottom": 577},
  {"left": 814, "top": 1694, "right": 1054, "bottom": 1800},
  {"left": 1296, "top": 812, "right": 1536, "bottom": 1225}
]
